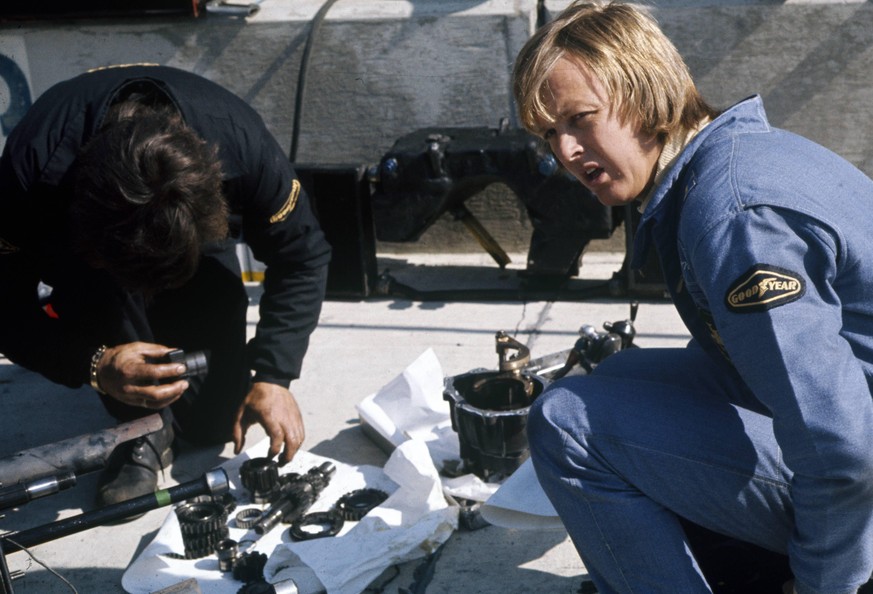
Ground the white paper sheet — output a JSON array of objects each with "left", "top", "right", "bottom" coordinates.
[
  {"left": 266, "top": 440, "right": 458, "bottom": 594},
  {"left": 480, "top": 458, "right": 562, "bottom": 530},
  {"left": 356, "top": 348, "right": 460, "bottom": 468}
]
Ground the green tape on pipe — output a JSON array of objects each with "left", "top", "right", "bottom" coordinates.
[{"left": 155, "top": 489, "right": 172, "bottom": 507}]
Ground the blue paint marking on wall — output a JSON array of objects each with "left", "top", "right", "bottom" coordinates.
[{"left": 0, "top": 53, "right": 32, "bottom": 136}]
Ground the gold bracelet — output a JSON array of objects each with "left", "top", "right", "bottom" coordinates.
[{"left": 90, "top": 345, "right": 108, "bottom": 395}]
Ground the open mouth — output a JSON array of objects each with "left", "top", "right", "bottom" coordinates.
[{"left": 584, "top": 166, "right": 605, "bottom": 183}]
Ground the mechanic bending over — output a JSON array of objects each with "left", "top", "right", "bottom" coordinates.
[
  {"left": 513, "top": 2, "right": 873, "bottom": 593},
  {"left": 0, "top": 64, "right": 331, "bottom": 510}
]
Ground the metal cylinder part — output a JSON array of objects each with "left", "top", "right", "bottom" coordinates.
[{"left": 444, "top": 369, "right": 546, "bottom": 481}]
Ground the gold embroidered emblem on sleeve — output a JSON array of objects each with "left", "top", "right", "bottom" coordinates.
[
  {"left": 269, "top": 180, "right": 300, "bottom": 224},
  {"left": 725, "top": 265, "right": 805, "bottom": 313}
]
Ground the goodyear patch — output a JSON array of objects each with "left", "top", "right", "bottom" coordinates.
[
  {"left": 725, "top": 264, "right": 805, "bottom": 313},
  {"left": 269, "top": 180, "right": 300, "bottom": 224}
]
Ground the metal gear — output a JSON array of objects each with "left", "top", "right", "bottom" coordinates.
[
  {"left": 175, "top": 500, "right": 231, "bottom": 559},
  {"left": 179, "top": 525, "right": 230, "bottom": 559},
  {"left": 232, "top": 550, "right": 268, "bottom": 583},
  {"left": 216, "top": 538, "right": 240, "bottom": 572},
  {"left": 176, "top": 500, "right": 229, "bottom": 535},
  {"left": 334, "top": 488, "right": 389, "bottom": 521},
  {"left": 239, "top": 458, "right": 281, "bottom": 504}
]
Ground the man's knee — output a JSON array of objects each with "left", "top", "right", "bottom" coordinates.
[{"left": 528, "top": 380, "right": 588, "bottom": 458}]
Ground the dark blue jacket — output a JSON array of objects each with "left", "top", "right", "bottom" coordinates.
[{"left": 0, "top": 65, "right": 331, "bottom": 388}]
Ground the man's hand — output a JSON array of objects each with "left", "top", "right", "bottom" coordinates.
[
  {"left": 232, "top": 382, "right": 305, "bottom": 465},
  {"left": 96, "top": 342, "right": 189, "bottom": 409}
]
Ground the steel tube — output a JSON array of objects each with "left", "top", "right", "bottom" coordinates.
[
  {"left": 1, "top": 469, "right": 228, "bottom": 552},
  {"left": 0, "top": 415, "right": 163, "bottom": 486}
]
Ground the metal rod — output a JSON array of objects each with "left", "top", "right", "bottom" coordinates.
[
  {"left": 0, "top": 414, "right": 163, "bottom": 487},
  {"left": 451, "top": 204, "right": 511, "bottom": 269},
  {"left": 0, "top": 472, "right": 76, "bottom": 512},
  {"left": 0, "top": 469, "right": 228, "bottom": 552}
]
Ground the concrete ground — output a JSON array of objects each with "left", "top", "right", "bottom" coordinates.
[{"left": 0, "top": 251, "right": 689, "bottom": 594}]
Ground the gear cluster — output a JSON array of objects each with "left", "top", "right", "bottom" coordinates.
[
  {"left": 164, "top": 460, "right": 392, "bottom": 589},
  {"left": 175, "top": 500, "right": 231, "bottom": 559}
]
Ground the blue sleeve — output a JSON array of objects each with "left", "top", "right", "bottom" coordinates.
[{"left": 689, "top": 205, "right": 873, "bottom": 594}]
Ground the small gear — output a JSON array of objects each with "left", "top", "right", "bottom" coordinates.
[
  {"left": 239, "top": 458, "right": 280, "bottom": 504},
  {"left": 186, "top": 492, "right": 238, "bottom": 515},
  {"left": 176, "top": 501, "right": 229, "bottom": 535},
  {"left": 180, "top": 525, "right": 230, "bottom": 559},
  {"left": 232, "top": 551, "right": 268, "bottom": 583},
  {"left": 334, "top": 488, "right": 389, "bottom": 521}
]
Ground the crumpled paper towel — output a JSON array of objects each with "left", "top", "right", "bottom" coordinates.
[
  {"left": 266, "top": 439, "right": 458, "bottom": 594},
  {"left": 356, "top": 347, "right": 459, "bottom": 468},
  {"left": 479, "top": 458, "right": 562, "bottom": 530}
]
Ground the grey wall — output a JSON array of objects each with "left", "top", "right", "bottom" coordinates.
[{"left": 2, "top": 0, "right": 872, "bottom": 254}]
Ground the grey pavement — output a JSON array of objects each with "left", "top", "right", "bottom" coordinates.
[{"left": 0, "top": 251, "right": 689, "bottom": 593}]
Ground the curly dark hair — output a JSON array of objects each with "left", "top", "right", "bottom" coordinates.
[{"left": 69, "top": 100, "right": 229, "bottom": 294}]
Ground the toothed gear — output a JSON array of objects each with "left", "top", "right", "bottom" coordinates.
[
  {"left": 187, "top": 492, "right": 238, "bottom": 515},
  {"left": 216, "top": 538, "right": 239, "bottom": 572},
  {"left": 176, "top": 501, "right": 229, "bottom": 535},
  {"left": 232, "top": 551, "right": 268, "bottom": 583},
  {"left": 240, "top": 458, "right": 281, "bottom": 504},
  {"left": 335, "top": 488, "right": 389, "bottom": 521},
  {"left": 180, "top": 525, "right": 230, "bottom": 559}
]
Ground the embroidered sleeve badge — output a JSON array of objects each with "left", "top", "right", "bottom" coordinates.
[
  {"left": 725, "top": 264, "right": 805, "bottom": 313},
  {"left": 268, "top": 180, "right": 300, "bottom": 224}
]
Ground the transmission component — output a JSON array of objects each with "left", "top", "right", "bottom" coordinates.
[
  {"left": 175, "top": 500, "right": 230, "bottom": 559},
  {"left": 444, "top": 331, "right": 547, "bottom": 481},
  {"left": 239, "top": 457, "right": 281, "bottom": 504}
]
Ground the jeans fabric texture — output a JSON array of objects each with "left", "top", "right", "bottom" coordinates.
[{"left": 528, "top": 346, "right": 806, "bottom": 594}]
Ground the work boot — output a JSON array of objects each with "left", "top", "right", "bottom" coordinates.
[{"left": 96, "top": 420, "right": 175, "bottom": 512}]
